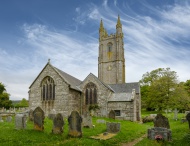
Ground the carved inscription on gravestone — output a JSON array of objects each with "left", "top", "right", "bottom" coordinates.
[
  {"left": 109, "top": 110, "right": 116, "bottom": 120},
  {"left": 52, "top": 113, "right": 64, "bottom": 134},
  {"left": 154, "top": 114, "right": 170, "bottom": 129},
  {"left": 33, "top": 107, "right": 45, "bottom": 131},
  {"left": 68, "top": 111, "right": 82, "bottom": 137}
]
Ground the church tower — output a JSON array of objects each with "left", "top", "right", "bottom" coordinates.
[{"left": 98, "top": 16, "right": 125, "bottom": 84}]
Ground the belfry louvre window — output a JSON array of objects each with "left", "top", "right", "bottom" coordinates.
[
  {"left": 41, "top": 76, "right": 55, "bottom": 101},
  {"left": 85, "top": 82, "right": 97, "bottom": 105},
  {"left": 107, "top": 42, "right": 112, "bottom": 52}
]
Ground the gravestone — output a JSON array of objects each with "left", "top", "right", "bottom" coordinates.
[
  {"left": 186, "top": 113, "right": 190, "bottom": 129},
  {"left": 109, "top": 110, "right": 115, "bottom": 120},
  {"left": 96, "top": 119, "right": 106, "bottom": 124},
  {"left": 82, "top": 113, "right": 92, "bottom": 128},
  {"left": 33, "top": 107, "right": 45, "bottom": 131},
  {"left": 68, "top": 111, "right": 82, "bottom": 137},
  {"left": 147, "top": 127, "right": 172, "bottom": 141},
  {"left": 106, "top": 122, "right": 120, "bottom": 133},
  {"left": 15, "top": 114, "right": 27, "bottom": 129},
  {"left": 154, "top": 114, "right": 170, "bottom": 129},
  {"left": 52, "top": 113, "right": 64, "bottom": 134},
  {"left": 173, "top": 108, "right": 179, "bottom": 120},
  {"left": 29, "top": 109, "right": 34, "bottom": 121},
  {"left": 6, "top": 116, "right": 12, "bottom": 122}
]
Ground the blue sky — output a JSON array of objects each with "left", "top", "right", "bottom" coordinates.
[{"left": 0, "top": 0, "right": 190, "bottom": 100}]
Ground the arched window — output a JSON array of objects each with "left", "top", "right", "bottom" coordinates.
[
  {"left": 41, "top": 76, "right": 55, "bottom": 101},
  {"left": 85, "top": 82, "right": 97, "bottom": 105},
  {"left": 107, "top": 42, "right": 112, "bottom": 52}
]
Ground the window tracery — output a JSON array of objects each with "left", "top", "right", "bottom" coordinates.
[{"left": 41, "top": 76, "right": 55, "bottom": 101}]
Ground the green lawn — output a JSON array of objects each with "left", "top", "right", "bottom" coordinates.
[{"left": 0, "top": 111, "right": 189, "bottom": 146}]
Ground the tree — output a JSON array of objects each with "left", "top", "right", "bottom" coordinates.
[
  {"left": 140, "top": 68, "right": 184, "bottom": 111},
  {"left": 0, "top": 82, "right": 12, "bottom": 109},
  {"left": 15, "top": 98, "right": 29, "bottom": 107},
  {"left": 184, "top": 80, "right": 190, "bottom": 96}
]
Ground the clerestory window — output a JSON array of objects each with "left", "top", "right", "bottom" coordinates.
[
  {"left": 41, "top": 76, "right": 55, "bottom": 101},
  {"left": 85, "top": 82, "right": 97, "bottom": 105}
]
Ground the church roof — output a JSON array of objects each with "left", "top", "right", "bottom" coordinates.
[
  {"left": 108, "top": 82, "right": 140, "bottom": 93},
  {"left": 108, "top": 93, "right": 133, "bottom": 102},
  {"left": 54, "top": 67, "right": 82, "bottom": 91}
]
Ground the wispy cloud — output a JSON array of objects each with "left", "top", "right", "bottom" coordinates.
[{"left": 0, "top": 0, "right": 190, "bottom": 100}]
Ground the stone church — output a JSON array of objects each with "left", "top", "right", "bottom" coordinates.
[{"left": 29, "top": 16, "right": 141, "bottom": 121}]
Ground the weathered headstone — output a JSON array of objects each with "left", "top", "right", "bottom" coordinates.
[
  {"left": 52, "top": 113, "right": 64, "bottom": 134},
  {"left": 82, "top": 113, "right": 92, "bottom": 128},
  {"left": 108, "top": 110, "right": 115, "bottom": 120},
  {"left": 186, "top": 113, "right": 190, "bottom": 129},
  {"left": 106, "top": 122, "right": 120, "bottom": 133},
  {"left": 147, "top": 127, "right": 172, "bottom": 141},
  {"left": 6, "top": 116, "right": 12, "bottom": 122},
  {"left": 68, "top": 111, "right": 82, "bottom": 137},
  {"left": 15, "top": 114, "right": 27, "bottom": 129},
  {"left": 29, "top": 109, "right": 34, "bottom": 121},
  {"left": 154, "top": 114, "right": 170, "bottom": 129},
  {"left": 33, "top": 107, "right": 45, "bottom": 131}
]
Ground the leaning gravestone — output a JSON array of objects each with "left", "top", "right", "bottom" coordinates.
[
  {"left": 29, "top": 109, "right": 34, "bottom": 121},
  {"left": 15, "top": 114, "right": 27, "bottom": 129},
  {"left": 154, "top": 114, "right": 170, "bottom": 129},
  {"left": 109, "top": 110, "right": 115, "bottom": 120},
  {"left": 68, "top": 111, "right": 82, "bottom": 137},
  {"left": 52, "top": 113, "right": 64, "bottom": 134},
  {"left": 186, "top": 113, "right": 190, "bottom": 129},
  {"left": 106, "top": 122, "right": 120, "bottom": 133},
  {"left": 6, "top": 116, "right": 12, "bottom": 122},
  {"left": 82, "top": 113, "right": 92, "bottom": 128},
  {"left": 33, "top": 107, "right": 45, "bottom": 131}
]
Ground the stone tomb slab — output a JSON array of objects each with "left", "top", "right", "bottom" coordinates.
[
  {"left": 147, "top": 127, "right": 172, "bottom": 141},
  {"left": 15, "top": 114, "right": 27, "bottom": 130},
  {"left": 33, "top": 107, "right": 45, "bottom": 131},
  {"left": 91, "top": 132, "right": 116, "bottom": 140},
  {"left": 52, "top": 113, "right": 64, "bottom": 134},
  {"left": 68, "top": 111, "right": 82, "bottom": 137}
]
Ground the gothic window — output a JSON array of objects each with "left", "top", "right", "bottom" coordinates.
[
  {"left": 107, "top": 42, "right": 112, "bottom": 52},
  {"left": 85, "top": 82, "right": 97, "bottom": 105},
  {"left": 41, "top": 76, "right": 55, "bottom": 101}
]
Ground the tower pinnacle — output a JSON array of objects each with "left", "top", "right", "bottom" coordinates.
[{"left": 116, "top": 15, "right": 122, "bottom": 28}]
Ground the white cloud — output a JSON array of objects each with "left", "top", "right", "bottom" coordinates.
[{"left": 1, "top": 1, "right": 190, "bottom": 101}]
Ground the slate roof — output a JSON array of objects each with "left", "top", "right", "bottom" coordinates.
[
  {"left": 108, "top": 93, "right": 133, "bottom": 102},
  {"left": 54, "top": 67, "right": 82, "bottom": 91},
  {"left": 108, "top": 82, "right": 140, "bottom": 93}
]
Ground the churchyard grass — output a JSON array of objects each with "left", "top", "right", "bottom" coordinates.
[{"left": 0, "top": 112, "right": 189, "bottom": 146}]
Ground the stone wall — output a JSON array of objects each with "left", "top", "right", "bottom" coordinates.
[
  {"left": 107, "top": 101, "right": 134, "bottom": 121},
  {"left": 29, "top": 63, "right": 81, "bottom": 117}
]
